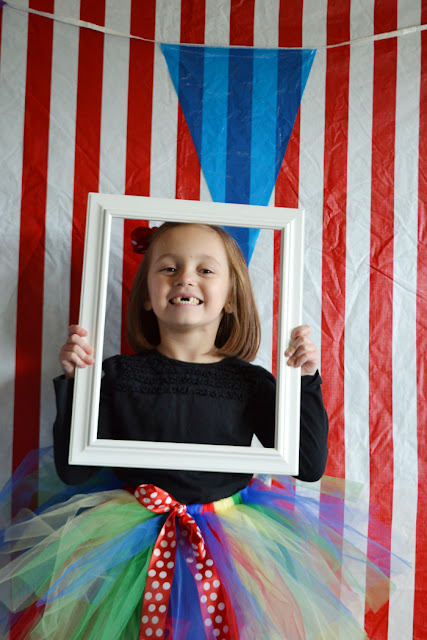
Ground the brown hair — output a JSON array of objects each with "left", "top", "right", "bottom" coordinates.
[{"left": 127, "top": 222, "right": 261, "bottom": 362}]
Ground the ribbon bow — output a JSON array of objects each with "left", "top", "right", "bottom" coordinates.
[
  {"left": 131, "top": 226, "right": 158, "bottom": 254},
  {"left": 135, "top": 484, "right": 234, "bottom": 640}
]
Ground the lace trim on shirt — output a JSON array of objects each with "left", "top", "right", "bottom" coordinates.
[{"left": 104, "top": 353, "right": 264, "bottom": 401}]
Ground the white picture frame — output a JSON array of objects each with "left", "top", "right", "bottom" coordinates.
[{"left": 69, "top": 194, "right": 304, "bottom": 474}]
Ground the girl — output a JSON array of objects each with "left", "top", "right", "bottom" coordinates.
[{"left": 0, "top": 223, "right": 398, "bottom": 639}]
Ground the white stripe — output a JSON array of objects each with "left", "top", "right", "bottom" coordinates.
[
  {"left": 99, "top": 0, "right": 130, "bottom": 194},
  {"left": 350, "top": 0, "right": 374, "bottom": 39},
  {"left": 388, "top": 20, "right": 421, "bottom": 640},
  {"left": 99, "top": 0, "right": 131, "bottom": 360},
  {"left": 398, "top": 0, "right": 422, "bottom": 29},
  {"left": 253, "top": 0, "right": 279, "bottom": 48},
  {"left": 149, "top": 0, "right": 181, "bottom": 44},
  {"left": 150, "top": 1, "right": 180, "bottom": 199},
  {"left": 205, "top": 0, "right": 230, "bottom": 47},
  {"left": 0, "top": 2, "right": 28, "bottom": 484},
  {"left": 40, "top": 0, "right": 79, "bottom": 448},
  {"left": 105, "top": 217, "right": 124, "bottom": 361},
  {"left": 251, "top": 229, "right": 274, "bottom": 374},
  {"left": 341, "top": 34, "right": 374, "bottom": 629},
  {"left": 254, "top": 3, "right": 278, "bottom": 374},
  {"left": 199, "top": 163, "right": 212, "bottom": 202},
  {"left": 298, "top": 47, "right": 326, "bottom": 361},
  {"left": 201, "top": 0, "right": 228, "bottom": 203},
  {"left": 250, "top": 227, "right": 274, "bottom": 447},
  {"left": 297, "top": 4, "right": 326, "bottom": 508},
  {"left": 300, "top": 3, "right": 326, "bottom": 358},
  {"left": 302, "top": 0, "right": 327, "bottom": 49},
  {"left": 253, "top": 0, "right": 278, "bottom": 206},
  {"left": 345, "top": 25, "right": 374, "bottom": 484}
]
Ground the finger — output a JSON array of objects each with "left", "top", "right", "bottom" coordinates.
[
  {"left": 68, "top": 324, "right": 89, "bottom": 338},
  {"left": 291, "top": 349, "right": 316, "bottom": 367},
  {"left": 60, "top": 353, "right": 87, "bottom": 371},
  {"left": 290, "top": 325, "right": 311, "bottom": 340},
  {"left": 60, "top": 349, "right": 93, "bottom": 371},
  {"left": 288, "top": 338, "right": 316, "bottom": 357},
  {"left": 285, "top": 335, "right": 314, "bottom": 357},
  {"left": 287, "top": 343, "right": 318, "bottom": 367},
  {"left": 66, "top": 332, "right": 94, "bottom": 355},
  {"left": 285, "top": 326, "right": 311, "bottom": 354},
  {"left": 61, "top": 344, "right": 95, "bottom": 365},
  {"left": 59, "top": 354, "right": 82, "bottom": 379},
  {"left": 59, "top": 348, "right": 95, "bottom": 374},
  {"left": 290, "top": 342, "right": 316, "bottom": 359}
]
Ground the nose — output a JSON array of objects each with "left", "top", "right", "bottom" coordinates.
[{"left": 173, "top": 267, "right": 195, "bottom": 286}]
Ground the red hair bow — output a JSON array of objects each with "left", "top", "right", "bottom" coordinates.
[{"left": 131, "top": 226, "right": 158, "bottom": 254}]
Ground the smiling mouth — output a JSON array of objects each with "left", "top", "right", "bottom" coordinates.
[{"left": 170, "top": 297, "right": 202, "bottom": 306}]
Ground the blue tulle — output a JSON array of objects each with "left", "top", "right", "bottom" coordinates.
[
  {"left": 0, "top": 448, "right": 410, "bottom": 640},
  {"left": 0, "top": 446, "right": 122, "bottom": 529}
]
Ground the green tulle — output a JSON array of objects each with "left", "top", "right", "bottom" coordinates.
[
  {"left": 2, "top": 491, "right": 156, "bottom": 639},
  {"left": 0, "top": 477, "right": 408, "bottom": 640}
]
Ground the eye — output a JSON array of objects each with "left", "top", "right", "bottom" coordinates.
[{"left": 200, "top": 268, "right": 213, "bottom": 274}]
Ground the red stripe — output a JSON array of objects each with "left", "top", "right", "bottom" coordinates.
[
  {"left": 318, "top": 6, "right": 351, "bottom": 600},
  {"left": 126, "top": 0, "right": 156, "bottom": 197},
  {"left": 326, "top": 0, "right": 351, "bottom": 46},
  {"left": 271, "top": 230, "right": 280, "bottom": 378},
  {"left": 181, "top": 0, "right": 205, "bottom": 45},
  {"left": 229, "top": 0, "right": 255, "bottom": 46},
  {"left": 274, "top": 0, "right": 303, "bottom": 375},
  {"left": 0, "top": 4, "right": 3, "bottom": 51},
  {"left": 373, "top": 0, "right": 397, "bottom": 33},
  {"left": 364, "top": 3, "right": 398, "bottom": 635},
  {"left": 175, "top": 0, "right": 205, "bottom": 202},
  {"left": 278, "top": 0, "right": 303, "bottom": 48},
  {"left": 122, "top": 0, "right": 156, "bottom": 354},
  {"left": 13, "top": 1, "right": 54, "bottom": 469},
  {"left": 413, "top": 3, "right": 427, "bottom": 637},
  {"left": 321, "top": 1, "right": 350, "bottom": 480},
  {"left": 69, "top": 0, "right": 105, "bottom": 324},
  {"left": 275, "top": 112, "right": 300, "bottom": 209}
]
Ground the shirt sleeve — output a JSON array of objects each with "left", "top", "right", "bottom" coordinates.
[
  {"left": 253, "top": 370, "right": 329, "bottom": 482},
  {"left": 52, "top": 367, "right": 115, "bottom": 485},
  {"left": 297, "top": 372, "right": 329, "bottom": 481}
]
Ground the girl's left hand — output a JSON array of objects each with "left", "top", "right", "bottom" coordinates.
[{"left": 285, "top": 325, "right": 319, "bottom": 376}]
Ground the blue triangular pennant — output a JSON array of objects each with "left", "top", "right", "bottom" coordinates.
[{"left": 161, "top": 44, "right": 315, "bottom": 263}]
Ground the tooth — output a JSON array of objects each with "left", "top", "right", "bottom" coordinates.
[{"left": 171, "top": 296, "right": 200, "bottom": 305}]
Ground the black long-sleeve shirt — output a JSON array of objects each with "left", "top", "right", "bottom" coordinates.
[{"left": 53, "top": 350, "right": 328, "bottom": 504}]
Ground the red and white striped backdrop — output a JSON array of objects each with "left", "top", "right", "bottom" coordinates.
[{"left": 1, "top": 1, "right": 426, "bottom": 638}]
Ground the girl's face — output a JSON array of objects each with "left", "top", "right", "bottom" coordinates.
[{"left": 146, "top": 225, "right": 231, "bottom": 340}]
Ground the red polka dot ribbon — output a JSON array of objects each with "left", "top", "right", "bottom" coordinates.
[{"left": 135, "top": 484, "right": 234, "bottom": 640}]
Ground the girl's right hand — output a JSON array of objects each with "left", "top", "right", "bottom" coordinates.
[{"left": 59, "top": 325, "right": 95, "bottom": 378}]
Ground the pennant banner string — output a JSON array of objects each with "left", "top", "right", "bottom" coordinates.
[{"left": 3, "top": 0, "right": 427, "bottom": 50}]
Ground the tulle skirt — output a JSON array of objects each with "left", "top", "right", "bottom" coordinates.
[{"left": 0, "top": 448, "right": 407, "bottom": 640}]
